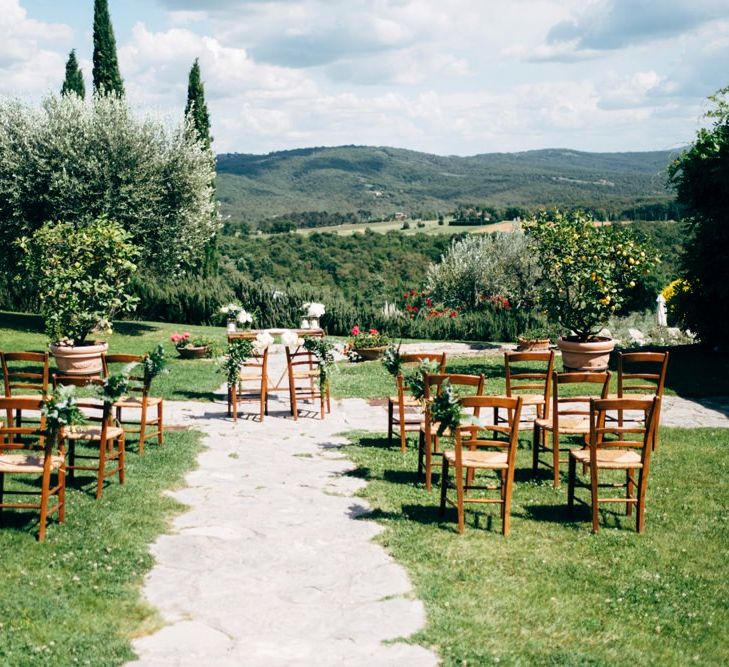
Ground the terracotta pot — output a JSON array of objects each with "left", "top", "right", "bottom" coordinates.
[
  {"left": 356, "top": 346, "right": 387, "bottom": 361},
  {"left": 517, "top": 337, "right": 551, "bottom": 352},
  {"left": 177, "top": 345, "right": 209, "bottom": 359},
  {"left": 557, "top": 336, "right": 615, "bottom": 371},
  {"left": 50, "top": 341, "right": 108, "bottom": 376}
]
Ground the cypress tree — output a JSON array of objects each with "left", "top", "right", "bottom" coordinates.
[
  {"left": 92, "top": 0, "right": 124, "bottom": 96},
  {"left": 185, "top": 59, "right": 212, "bottom": 148},
  {"left": 61, "top": 49, "right": 85, "bottom": 99}
]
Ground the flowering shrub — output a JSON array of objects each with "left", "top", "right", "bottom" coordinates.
[
  {"left": 526, "top": 210, "right": 660, "bottom": 341},
  {"left": 402, "top": 289, "right": 461, "bottom": 319},
  {"left": 661, "top": 279, "right": 691, "bottom": 319}
]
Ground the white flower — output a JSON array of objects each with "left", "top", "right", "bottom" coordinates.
[
  {"left": 281, "top": 331, "right": 302, "bottom": 349},
  {"left": 253, "top": 331, "right": 274, "bottom": 354},
  {"left": 303, "top": 302, "right": 326, "bottom": 317},
  {"left": 221, "top": 303, "right": 243, "bottom": 317},
  {"left": 237, "top": 309, "right": 253, "bottom": 324}
]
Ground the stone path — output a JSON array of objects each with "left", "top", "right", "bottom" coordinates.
[
  {"left": 129, "top": 392, "right": 437, "bottom": 667},
  {"left": 128, "top": 346, "right": 729, "bottom": 666}
]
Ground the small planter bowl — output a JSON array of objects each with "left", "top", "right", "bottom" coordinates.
[
  {"left": 355, "top": 346, "right": 387, "bottom": 361},
  {"left": 516, "top": 337, "right": 551, "bottom": 352},
  {"left": 177, "top": 345, "right": 209, "bottom": 360}
]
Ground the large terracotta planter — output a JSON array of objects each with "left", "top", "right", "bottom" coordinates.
[
  {"left": 50, "top": 341, "right": 108, "bottom": 376},
  {"left": 355, "top": 346, "right": 387, "bottom": 361},
  {"left": 177, "top": 345, "right": 209, "bottom": 359},
  {"left": 557, "top": 336, "right": 615, "bottom": 371}
]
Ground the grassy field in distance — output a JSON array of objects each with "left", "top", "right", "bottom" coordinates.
[{"left": 295, "top": 217, "right": 518, "bottom": 236}]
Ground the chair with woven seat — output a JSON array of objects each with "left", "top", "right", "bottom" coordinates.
[
  {"left": 533, "top": 371, "right": 610, "bottom": 488},
  {"left": 105, "top": 354, "right": 163, "bottom": 455},
  {"left": 388, "top": 353, "right": 447, "bottom": 452},
  {"left": 617, "top": 351, "right": 669, "bottom": 449},
  {"left": 499, "top": 350, "right": 555, "bottom": 426},
  {"left": 1, "top": 351, "right": 50, "bottom": 432},
  {"left": 568, "top": 396, "right": 661, "bottom": 533},
  {"left": 418, "top": 373, "right": 485, "bottom": 491},
  {"left": 285, "top": 343, "right": 330, "bottom": 420},
  {"left": 439, "top": 395, "right": 523, "bottom": 535},
  {"left": 0, "top": 397, "right": 66, "bottom": 542},
  {"left": 228, "top": 334, "right": 269, "bottom": 422}
]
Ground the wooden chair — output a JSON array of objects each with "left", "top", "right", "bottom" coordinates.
[
  {"left": 285, "top": 344, "right": 330, "bottom": 420},
  {"left": 53, "top": 375, "right": 125, "bottom": 500},
  {"left": 0, "top": 397, "right": 66, "bottom": 542},
  {"left": 418, "top": 373, "right": 485, "bottom": 491},
  {"left": 617, "top": 351, "right": 669, "bottom": 449},
  {"left": 533, "top": 371, "right": 611, "bottom": 488},
  {"left": 1, "top": 351, "right": 50, "bottom": 432},
  {"left": 568, "top": 396, "right": 661, "bottom": 533},
  {"left": 105, "top": 354, "right": 163, "bottom": 455},
  {"left": 499, "top": 350, "right": 555, "bottom": 426},
  {"left": 388, "top": 353, "right": 447, "bottom": 452},
  {"left": 228, "top": 334, "right": 269, "bottom": 422},
  {"left": 439, "top": 396, "right": 523, "bottom": 535}
]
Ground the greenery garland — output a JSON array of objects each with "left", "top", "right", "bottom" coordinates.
[
  {"left": 303, "top": 337, "right": 336, "bottom": 390},
  {"left": 41, "top": 385, "right": 85, "bottom": 444},
  {"left": 404, "top": 359, "right": 441, "bottom": 401},
  {"left": 429, "top": 379, "right": 463, "bottom": 436},
  {"left": 143, "top": 343, "right": 168, "bottom": 383},
  {"left": 382, "top": 344, "right": 402, "bottom": 377},
  {"left": 221, "top": 338, "right": 254, "bottom": 389}
]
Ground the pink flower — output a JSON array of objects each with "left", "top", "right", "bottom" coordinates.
[
  {"left": 369, "top": 328, "right": 378, "bottom": 335},
  {"left": 183, "top": 332, "right": 191, "bottom": 338},
  {"left": 170, "top": 334, "right": 180, "bottom": 342}
]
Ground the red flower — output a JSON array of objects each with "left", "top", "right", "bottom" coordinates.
[
  {"left": 412, "top": 306, "right": 419, "bottom": 313},
  {"left": 403, "top": 293, "right": 409, "bottom": 299},
  {"left": 369, "top": 328, "right": 378, "bottom": 335},
  {"left": 351, "top": 325, "right": 361, "bottom": 336},
  {"left": 411, "top": 289, "right": 417, "bottom": 296},
  {"left": 426, "top": 298, "right": 433, "bottom": 307},
  {"left": 450, "top": 311, "right": 457, "bottom": 318}
]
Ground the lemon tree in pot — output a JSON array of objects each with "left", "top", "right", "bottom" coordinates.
[
  {"left": 526, "top": 210, "right": 659, "bottom": 371},
  {"left": 19, "top": 216, "right": 139, "bottom": 375}
]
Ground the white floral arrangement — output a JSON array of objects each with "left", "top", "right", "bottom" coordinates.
[
  {"left": 237, "top": 309, "right": 253, "bottom": 325},
  {"left": 302, "top": 302, "right": 326, "bottom": 318},
  {"left": 252, "top": 331, "right": 274, "bottom": 355},
  {"left": 281, "top": 330, "right": 303, "bottom": 349},
  {"left": 219, "top": 303, "right": 243, "bottom": 319}
]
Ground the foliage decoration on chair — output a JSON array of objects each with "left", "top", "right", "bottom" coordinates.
[
  {"left": 98, "top": 365, "right": 136, "bottom": 404},
  {"left": 143, "top": 344, "right": 169, "bottom": 383},
  {"left": 221, "top": 338, "right": 254, "bottom": 389},
  {"left": 303, "top": 337, "right": 336, "bottom": 390},
  {"left": 382, "top": 344, "right": 403, "bottom": 376},
  {"left": 429, "top": 379, "right": 463, "bottom": 436},
  {"left": 41, "top": 385, "right": 85, "bottom": 442},
  {"left": 405, "top": 359, "right": 441, "bottom": 401}
]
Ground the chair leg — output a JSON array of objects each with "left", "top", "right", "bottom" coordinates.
[
  {"left": 552, "top": 431, "right": 561, "bottom": 488},
  {"left": 326, "top": 385, "right": 331, "bottom": 413},
  {"left": 399, "top": 414, "right": 407, "bottom": 453},
  {"left": 38, "top": 466, "right": 51, "bottom": 543},
  {"left": 636, "top": 469, "right": 648, "bottom": 533},
  {"left": 96, "top": 438, "right": 107, "bottom": 500},
  {"left": 58, "top": 465, "right": 66, "bottom": 523},
  {"left": 118, "top": 434, "right": 126, "bottom": 485},
  {"left": 289, "top": 383, "right": 298, "bottom": 420},
  {"left": 590, "top": 462, "right": 600, "bottom": 534},
  {"left": 455, "top": 463, "right": 465, "bottom": 534},
  {"left": 157, "top": 401, "right": 164, "bottom": 446},
  {"left": 417, "top": 431, "right": 424, "bottom": 480},
  {"left": 532, "top": 423, "right": 540, "bottom": 474},
  {"left": 503, "top": 468, "right": 514, "bottom": 537},
  {"left": 387, "top": 401, "right": 393, "bottom": 445},
  {"left": 439, "top": 457, "right": 449, "bottom": 517},
  {"left": 626, "top": 469, "right": 634, "bottom": 516},
  {"left": 567, "top": 456, "right": 576, "bottom": 515},
  {"left": 138, "top": 405, "right": 147, "bottom": 456},
  {"left": 320, "top": 385, "right": 325, "bottom": 420},
  {"left": 425, "top": 432, "right": 433, "bottom": 492},
  {"left": 68, "top": 440, "right": 76, "bottom": 483}
]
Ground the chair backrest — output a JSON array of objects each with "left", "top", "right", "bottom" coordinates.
[
  {"left": 1, "top": 351, "right": 50, "bottom": 397},
  {"left": 551, "top": 371, "right": 611, "bottom": 428},
  {"left": 422, "top": 373, "right": 485, "bottom": 431},
  {"left": 453, "top": 395, "right": 523, "bottom": 466},
  {"left": 396, "top": 353, "right": 447, "bottom": 398},
  {"left": 240, "top": 346, "right": 268, "bottom": 380},
  {"left": 504, "top": 350, "right": 555, "bottom": 412},
  {"left": 618, "top": 351, "right": 669, "bottom": 399},
  {"left": 0, "top": 396, "right": 48, "bottom": 452},
  {"left": 589, "top": 396, "right": 661, "bottom": 467},
  {"left": 104, "top": 353, "right": 149, "bottom": 398}
]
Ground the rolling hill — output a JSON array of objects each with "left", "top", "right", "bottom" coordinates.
[{"left": 215, "top": 145, "right": 678, "bottom": 222}]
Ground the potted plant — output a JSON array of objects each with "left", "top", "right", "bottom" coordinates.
[
  {"left": 526, "top": 210, "right": 659, "bottom": 370},
  {"left": 219, "top": 302, "right": 253, "bottom": 333},
  {"left": 171, "top": 332, "right": 220, "bottom": 359},
  {"left": 516, "top": 324, "right": 554, "bottom": 351},
  {"left": 346, "top": 326, "right": 391, "bottom": 361},
  {"left": 301, "top": 302, "right": 326, "bottom": 329},
  {"left": 19, "top": 217, "right": 139, "bottom": 375}
]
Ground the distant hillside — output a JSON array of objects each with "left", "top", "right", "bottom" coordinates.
[{"left": 215, "top": 145, "right": 677, "bottom": 222}]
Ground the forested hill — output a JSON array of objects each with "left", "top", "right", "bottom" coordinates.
[{"left": 215, "top": 145, "right": 677, "bottom": 221}]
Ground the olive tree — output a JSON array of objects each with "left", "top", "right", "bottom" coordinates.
[
  {"left": 0, "top": 94, "right": 218, "bottom": 278},
  {"left": 425, "top": 230, "right": 541, "bottom": 311}
]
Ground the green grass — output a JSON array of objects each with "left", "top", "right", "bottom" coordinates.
[
  {"left": 333, "top": 346, "right": 729, "bottom": 399},
  {"left": 0, "top": 429, "right": 202, "bottom": 665},
  {"left": 0, "top": 312, "right": 226, "bottom": 401},
  {"left": 344, "top": 427, "right": 729, "bottom": 665}
]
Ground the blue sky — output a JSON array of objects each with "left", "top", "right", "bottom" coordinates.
[{"left": 3, "top": 0, "right": 729, "bottom": 154}]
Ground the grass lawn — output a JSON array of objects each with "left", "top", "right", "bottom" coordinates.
[
  {"left": 333, "top": 345, "right": 729, "bottom": 400},
  {"left": 0, "top": 428, "right": 202, "bottom": 665},
  {"left": 344, "top": 427, "right": 729, "bottom": 665},
  {"left": 0, "top": 312, "right": 226, "bottom": 401}
]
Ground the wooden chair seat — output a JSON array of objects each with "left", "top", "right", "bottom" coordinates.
[
  {"left": 389, "top": 395, "right": 421, "bottom": 406},
  {"left": 6, "top": 393, "right": 45, "bottom": 400},
  {"left": 0, "top": 453, "right": 65, "bottom": 474},
  {"left": 534, "top": 416, "right": 590, "bottom": 434},
  {"left": 569, "top": 448, "right": 643, "bottom": 469},
  {"left": 64, "top": 425, "right": 124, "bottom": 441},
  {"left": 443, "top": 449, "right": 508, "bottom": 469},
  {"left": 113, "top": 395, "right": 163, "bottom": 407},
  {"left": 513, "top": 394, "right": 545, "bottom": 406}
]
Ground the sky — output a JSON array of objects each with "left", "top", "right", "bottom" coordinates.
[{"left": 2, "top": 0, "right": 729, "bottom": 155}]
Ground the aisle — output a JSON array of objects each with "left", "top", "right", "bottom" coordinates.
[{"left": 128, "top": 390, "right": 437, "bottom": 666}]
